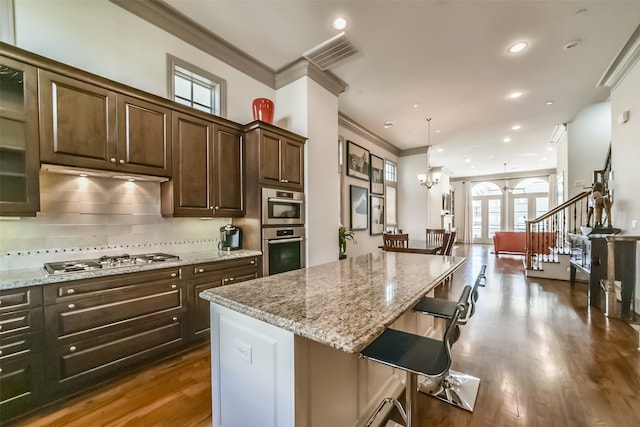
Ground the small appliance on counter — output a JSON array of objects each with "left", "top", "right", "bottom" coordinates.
[{"left": 219, "top": 224, "right": 242, "bottom": 251}]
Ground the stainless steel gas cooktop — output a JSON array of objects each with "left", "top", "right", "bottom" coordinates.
[{"left": 43, "top": 253, "right": 180, "bottom": 275}]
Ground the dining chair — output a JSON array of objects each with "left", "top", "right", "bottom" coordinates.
[
  {"left": 426, "top": 228, "right": 446, "bottom": 253},
  {"left": 382, "top": 233, "right": 409, "bottom": 250},
  {"left": 442, "top": 230, "right": 457, "bottom": 256}
]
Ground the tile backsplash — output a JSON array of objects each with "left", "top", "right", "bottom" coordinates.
[{"left": 0, "top": 172, "right": 229, "bottom": 270}]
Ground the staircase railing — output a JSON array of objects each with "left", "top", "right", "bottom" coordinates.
[{"left": 525, "top": 190, "right": 590, "bottom": 270}]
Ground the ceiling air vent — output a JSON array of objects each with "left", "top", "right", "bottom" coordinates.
[{"left": 303, "top": 32, "right": 359, "bottom": 71}]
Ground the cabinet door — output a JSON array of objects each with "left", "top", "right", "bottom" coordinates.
[
  {"left": 212, "top": 123, "right": 244, "bottom": 216},
  {"left": 0, "top": 56, "right": 40, "bottom": 216},
  {"left": 39, "top": 69, "right": 117, "bottom": 170},
  {"left": 0, "top": 353, "right": 45, "bottom": 422},
  {"left": 163, "top": 112, "right": 213, "bottom": 216},
  {"left": 259, "top": 129, "right": 283, "bottom": 186},
  {"left": 117, "top": 95, "right": 171, "bottom": 177},
  {"left": 280, "top": 137, "right": 304, "bottom": 189}
]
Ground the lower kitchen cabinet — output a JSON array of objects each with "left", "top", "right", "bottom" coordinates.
[
  {"left": 0, "top": 255, "right": 261, "bottom": 422},
  {"left": 188, "top": 256, "right": 261, "bottom": 340},
  {"left": 0, "top": 286, "right": 44, "bottom": 422}
]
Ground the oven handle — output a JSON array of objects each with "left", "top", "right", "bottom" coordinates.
[
  {"left": 267, "top": 197, "right": 304, "bottom": 204},
  {"left": 267, "top": 237, "right": 304, "bottom": 245}
]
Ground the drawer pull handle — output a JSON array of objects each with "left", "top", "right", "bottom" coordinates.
[
  {"left": 198, "top": 268, "right": 205, "bottom": 273},
  {"left": 171, "top": 284, "right": 177, "bottom": 289},
  {"left": 68, "top": 303, "right": 76, "bottom": 309},
  {"left": 250, "top": 260, "right": 256, "bottom": 265},
  {"left": 229, "top": 277, "right": 234, "bottom": 281},
  {"left": 171, "top": 273, "right": 177, "bottom": 278},
  {"left": 67, "top": 289, "right": 75, "bottom": 295},
  {"left": 69, "top": 346, "right": 77, "bottom": 352},
  {"left": 172, "top": 316, "right": 178, "bottom": 322}
]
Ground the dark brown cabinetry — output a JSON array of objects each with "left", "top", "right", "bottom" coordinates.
[
  {"left": 161, "top": 112, "right": 244, "bottom": 217},
  {"left": 0, "top": 286, "right": 44, "bottom": 421},
  {"left": 39, "top": 70, "right": 171, "bottom": 177},
  {"left": 42, "top": 267, "right": 185, "bottom": 394},
  {"left": 187, "top": 256, "right": 260, "bottom": 340},
  {"left": 0, "top": 55, "right": 40, "bottom": 216},
  {"left": 245, "top": 121, "right": 305, "bottom": 191}
]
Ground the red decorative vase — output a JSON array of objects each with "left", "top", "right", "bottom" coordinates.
[{"left": 252, "top": 98, "right": 274, "bottom": 123}]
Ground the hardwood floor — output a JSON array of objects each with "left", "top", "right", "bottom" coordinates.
[{"left": 14, "top": 244, "right": 640, "bottom": 426}]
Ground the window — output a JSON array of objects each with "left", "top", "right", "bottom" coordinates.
[
  {"left": 472, "top": 182, "right": 502, "bottom": 243},
  {"left": 168, "top": 55, "right": 226, "bottom": 116},
  {"left": 385, "top": 160, "right": 397, "bottom": 183},
  {"left": 510, "top": 178, "right": 549, "bottom": 231}
]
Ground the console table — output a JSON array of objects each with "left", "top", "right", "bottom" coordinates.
[{"left": 568, "top": 233, "right": 636, "bottom": 318}]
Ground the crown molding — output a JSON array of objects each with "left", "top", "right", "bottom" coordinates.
[
  {"left": 450, "top": 168, "right": 556, "bottom": 183},
  {"left": 338, "top": 113, "right": 400, "bottom": 156},
  {"left": 276, "top": 59, "right": 348, "bottom": 96},
  {"left": 598, "top": 24, "right": 640, "bottom": 89},
  {"left": 109, "top": 0, "right": 275, "bottom": 88},
  {"left": 399, "top": 146, "right": 429, "bottom": 157}
]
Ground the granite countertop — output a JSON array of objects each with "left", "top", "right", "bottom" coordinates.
[
  {"left": 200, "top": 251, "right": 466, "bottom": 354},
  {"left": 0, "top": 249, "right": 262, "bottom": 290}
]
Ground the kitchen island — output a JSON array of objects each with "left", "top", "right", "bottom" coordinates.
[{"left": 200, "top": 251, "right": 466, "bottom": 427}]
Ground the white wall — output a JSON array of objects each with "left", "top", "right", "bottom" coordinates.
[
  {"left": 566, "top": 102, "right": 611, "bottom": 198},
  {"left": 14, "top": 0, "right": 272, "bottom": 125},
  {"left": 609, "top": 55, "right": 640, "bottom": 307},
  {"left": 398, "top": 154, "right": 429, "bottom": 239},
  {"left": 338, "top": 128, "right": 399, "bottom": 258}
]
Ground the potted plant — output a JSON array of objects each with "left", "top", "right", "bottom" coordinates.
[{"left": 338, "top": 226, "right": 356, "bottom": 260}]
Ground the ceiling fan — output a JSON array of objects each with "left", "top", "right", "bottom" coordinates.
[{"left": 502, "top": 162, "right": 515, "bottom": 193}]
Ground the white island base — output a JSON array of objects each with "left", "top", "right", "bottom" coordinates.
[{"left": 210, "top": 302, "right": 435, "bottom": 427}]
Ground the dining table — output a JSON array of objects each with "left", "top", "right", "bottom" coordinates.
[{"left": 380, "top": 239, "right": 442, "bottom": 254}]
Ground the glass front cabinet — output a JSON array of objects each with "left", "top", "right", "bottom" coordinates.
[{"left": 0, "top": 54, "right": 40, "bottom": 216}]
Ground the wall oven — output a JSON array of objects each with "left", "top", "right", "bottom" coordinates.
[
  {"left": 262, "top": 188, "right": 305, "bottom": 226},
  {"left": 262, "top": 226, "right": 305, "bottom": 276}
]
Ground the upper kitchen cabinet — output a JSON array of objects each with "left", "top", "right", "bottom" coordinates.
[
  {"left": 161, "top": 112, "right": 244, "bottom": 217},
  {"left": 39, "top": 70, "right": 171, "bottom": 177},
  {"left": 0, "top": 55, "right": 40, "bottom": 216},
  {"left": 244, "top": 121, "right": 305, "bottom": 191}
]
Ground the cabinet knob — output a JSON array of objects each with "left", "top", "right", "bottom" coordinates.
[
  {"left": 229, "top": 277, "right": 234, "bottom": 281},
  {"left": 198, "top": 268, "right": 205, "bottom": 273},
  {"left": 280, "top": 179, "right": 289, "bottom": 183},
  {"left": 119, "top": 159, "right": 125, "bottom": 164},
  {"left": 0, "top": 325, "right": 2, "bottom": 331},
  {"left": 214, "top": 206, "right": 219, "bottom": 210},
  {"left": 171, "top": 284, "right": 177, "bottom": 289},
  {"left": 110, "top": 158, "right": 117, "bottom": 163},
  {"left": 68, "top": 303, "right": 75, "bottom": 310},
  {"left": 67, "top": 288, "right": 75, "bottom": 295},
  {"left": 0, "top": 350, "right": 2, "bottom": 356},
  {"left": 171, "top": 273, "right": 177, "bottom": 278},
  {"left": 209, "top": 206, "right": 214, "bottom": 209},
  {"left": 172, "top": 316, "right": 178, "bottom": 322},
  {"left": 69, "top": 346, "right": 77, "bottom": 352},
  {"left": 250, "top": 260, "right": 256, "bottom": 265}
]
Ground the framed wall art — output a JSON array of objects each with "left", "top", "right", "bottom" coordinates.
[
  {"left": 370, "top": 195, "right": 384, "bottom": 235},
  {"left": 346, "top": 140, "right": 370, "bottom": 181},
  {"left": 349, "top": 185, "right": 368, "bottom": 230},
  {"left": 369, "top": 154, "right": 384, "bottom": 195}
]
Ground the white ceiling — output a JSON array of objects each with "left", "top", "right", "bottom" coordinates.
[{"left": 163, "top": 0, "right": 640, "bottom": 178}]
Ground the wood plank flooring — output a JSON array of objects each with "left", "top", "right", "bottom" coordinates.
[{"left": 14, "top": 244, "right": 640, "bottom": 426}]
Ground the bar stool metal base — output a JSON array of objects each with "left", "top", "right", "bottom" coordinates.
[{"left": 417, "top": 369, "right": 480, "bottom": 412}]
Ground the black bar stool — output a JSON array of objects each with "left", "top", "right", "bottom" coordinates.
[
  {"left": 411, "top": 265, "right": 487, "bottom": 412},
  {"left": 360, "top": 285, "right": 471, "bottom": 427}
]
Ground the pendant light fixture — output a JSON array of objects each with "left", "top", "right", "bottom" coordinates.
[{"left": 417, "top": 118, "right": 440, "bottom": 189}]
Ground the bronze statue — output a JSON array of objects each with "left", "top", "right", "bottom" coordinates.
[{"left": 586, "top": 182, "right": 612, "bottom": 228}]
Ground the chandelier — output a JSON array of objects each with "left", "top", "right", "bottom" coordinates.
[{"left": 417, "top": 118, "right": 440, "bottom": 189}]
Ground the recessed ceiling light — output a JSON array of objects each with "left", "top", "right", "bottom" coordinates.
[
  {"left": 464, "top": 158, "right": 471, "bottom": 163},
  {"left": 127, "top": 178, "right": 136, "bottom": 182},
  {"left": 503, "top": 137, "right": 512, "bottom": 143},
  {"left": 413, "top": 103, "right": 419, "bottom": 108},
  {"left": 435, "top": 129, "right": 441, "bottom": 133},
  {"left": 470, "top": 165, "right": 476, "bottom": 169},
  {"left": 542, "top": 157, "right": 547, "bottom": 161},
  {"left": 383, "top": 121, "right": 395, "bottom": 128},
  {"left": 546, "top": 147, "right": 554, "bottom": 151},
  {"left": 508, "top": 41, "right": 528, "bottom": 53},
  {"left": 508, "top": 91, "right": 523, "bottom": 99},
  {"left": 332, "top": 17, "right": 347, "bottom": 31},
  {"left": 511, "top": 124, "right": 521, "bottom": 130},
  {"left": 79, "top": 173, "right": 88, "bottom": 177},
  {"left": 436, "top": 148, "right": 443, "bottom": 152},
  {"left": 546, "top": 100, "right": 554, "bottom": 105}
]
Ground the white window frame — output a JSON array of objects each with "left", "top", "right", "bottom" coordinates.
[{"left": 167, "top": 54, "right": 226, "bottom": 117}]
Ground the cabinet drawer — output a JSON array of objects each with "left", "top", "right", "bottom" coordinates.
[
  {"left": 0, "top": 308, "right": 43, "bottom": 337},
  {"left": 46, "top": 313, "right": 184, "bottom": 393},
  {"left": 45, "top": 282, "right": 186, "bottom": 345},
  {"left": 0, "top": 352, "right": 45, "bottom": 422},
  {"left": 0, "top": 286, "right": 43, "bottom": 312},
  {"left": 44, "top": 268, "right": 181, "bottom": 303},
  {"left": 0, "top": 330, "right": 44, "bottom": 361},
  {"left": 191, "top": 256, "right": 259, "bottom": 277}
]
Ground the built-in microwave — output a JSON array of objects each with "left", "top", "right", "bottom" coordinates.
[{"left": 262, "top": 188, "right": 305, "bottom": 226}]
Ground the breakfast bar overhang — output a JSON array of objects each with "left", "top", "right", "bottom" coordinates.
[{"left": 200, "top": 251, "right": 466, "bottom": 427}]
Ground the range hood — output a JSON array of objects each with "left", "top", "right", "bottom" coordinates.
[{"left": 40, "top": 164, "right": 170, "bottom": 182}]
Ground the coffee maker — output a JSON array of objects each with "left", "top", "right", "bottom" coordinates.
[{"left": 219, "top": 224, "right": 242, "bottom": 250}]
